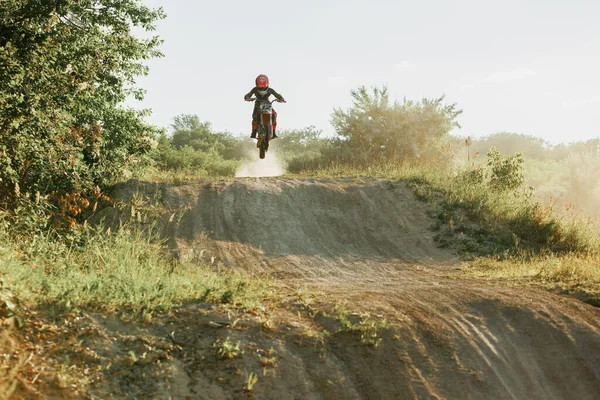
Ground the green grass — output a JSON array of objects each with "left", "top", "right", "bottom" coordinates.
[
  {"left": 0, "top": 223, "right": 270, "bottom": 318},
  {"left": 287, "top": 160, "right": 427, "bottom": 180},
  {"left": 138, "top": 165, "right": 232, "bottom": 184}
]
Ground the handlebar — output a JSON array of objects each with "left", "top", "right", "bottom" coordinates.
[{"left": 246, "top": 98, "right": 285, "bottom": 104}]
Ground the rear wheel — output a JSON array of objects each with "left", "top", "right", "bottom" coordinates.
[{"left": 259, "top": 146, "right": 265, "bottom": 159}]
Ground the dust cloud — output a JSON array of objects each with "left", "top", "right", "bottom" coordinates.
[{"left": 235, "top": 148, "right": 286, "bottom": 178}]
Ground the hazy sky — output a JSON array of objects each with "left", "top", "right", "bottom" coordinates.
[{"left": 131, "top": 0, "right": 600, "bottom": 144}]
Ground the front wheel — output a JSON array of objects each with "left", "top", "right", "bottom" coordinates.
[{"left": 258, "top": 125, "right": 271, "bottom": 159}]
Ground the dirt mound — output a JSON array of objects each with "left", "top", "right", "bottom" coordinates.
[
  {"left": 156, "top": 178, "right": 453, "bottom": 282},
  {"left": 103, "top": 177, "right": 600, "bottom": 399}
]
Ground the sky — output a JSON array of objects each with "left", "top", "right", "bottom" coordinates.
[{"left": 130, "top": 0, "right": 600, "bottom": 145}]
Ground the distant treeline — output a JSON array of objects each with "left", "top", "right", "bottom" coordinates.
[{"left": 152, "top": 86, "right": 463, "bottom": 174}]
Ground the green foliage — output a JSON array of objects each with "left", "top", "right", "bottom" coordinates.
[
  {"left": 437, "top": 153, "right": 599, "bottom": 256},
  {"left": 153, "top": 141, "right": 239, "bottom": 176},
  {"left": 0, "top": 0, "right": 165, "bottom": 229},
  {"left": 486, "top": 147, "right": 525, "bottom": 191},
  {"left": 329, "top": 86, "right": 462, "bottom": 165},
  {"left": 453, "top": 165, "right": 485, "bottom": 188},
  {"left": 565, "top": 150, "right": 600, "bottom": 214},
  {"left": 150, "top": 114, "right": 243, "bottom": 178},
  {"left": 170, "top": 115, "right": 223, "bottom": 152},
  {"left": 246, "top": 372, "right": 258, "bottom": 391}
]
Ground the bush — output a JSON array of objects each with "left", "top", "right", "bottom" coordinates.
[{"left": 487, "top": 147, "right": 525, "bottom": 192}]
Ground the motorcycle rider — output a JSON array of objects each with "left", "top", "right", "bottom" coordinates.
[{"left": 244, "top": 74, "right": 286, "bottom": 139}]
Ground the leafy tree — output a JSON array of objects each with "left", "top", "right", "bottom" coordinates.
[
  {"left": 170, "top": 115, "right": 215, "bottom": 151},
  {"left": 0, "top": 0, "right": 164, "bottom": 227},
  {"left": 330, "top": 86, "right": 462, "bottom": 164}
]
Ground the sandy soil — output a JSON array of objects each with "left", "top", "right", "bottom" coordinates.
[{"left": 87, "top": 177, "right": 600, "bottom": 399}]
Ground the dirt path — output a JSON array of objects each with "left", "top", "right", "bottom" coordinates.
[{"left": 103, "top": 177, "right": 600, "bottom": 399}]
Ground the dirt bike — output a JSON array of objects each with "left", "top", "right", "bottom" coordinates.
[{"left": 247, "top": 98, "right": 284, "bottom": 159}]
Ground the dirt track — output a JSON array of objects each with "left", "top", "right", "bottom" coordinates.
[{"left": 108, "top": 177, "right": 600, "bottom": 399}]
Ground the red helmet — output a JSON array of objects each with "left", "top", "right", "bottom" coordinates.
[{"left": 255, "top": 74, "right": 269, "bottom": 89}]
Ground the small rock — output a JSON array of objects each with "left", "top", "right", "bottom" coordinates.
[{"left": 208, "top": 321, "right": 230, "bottom": 328}]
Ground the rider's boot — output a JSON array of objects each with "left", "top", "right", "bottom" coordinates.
[
  {"left": 272, "top": 130, "right": 278, "bottom": 139},
  {"left": 250, "top": 129, "right": 257, "bottom": 139}
]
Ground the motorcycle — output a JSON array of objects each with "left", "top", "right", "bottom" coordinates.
[{"left": 247, "top": 98, "right": 284, "bottom": 159}]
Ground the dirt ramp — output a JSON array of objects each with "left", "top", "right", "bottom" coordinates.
[
  {"left": 159, "top": 178, "right": 454, "bottom": 281},
  {"left": 175, "top": 178, "right": 442, "bottom": 257}
]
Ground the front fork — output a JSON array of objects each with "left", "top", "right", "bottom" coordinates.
[{"left": 256, "top": 114, "right": 273, "bottom": 147}]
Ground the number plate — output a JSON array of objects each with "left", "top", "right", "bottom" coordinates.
[{"left": 259, "top": 103, "right": 272, "bottom": 112}]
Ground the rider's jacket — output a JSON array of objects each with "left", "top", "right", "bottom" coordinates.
[{"left": 244, "top": 87, "right": 284, "bottom": 103}]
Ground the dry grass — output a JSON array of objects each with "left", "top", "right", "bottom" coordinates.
[
  {"left": 287, "top": 160, "right": 424, "bottom": 180},
  {"left": 464, "top": 253, "right": 600, "bottom": 300},
  {"left": 0, "top": 333, "right": 26, "bottom": 400},
  {"left": 138, "top": 166, "right": 213, "bottom": 184}
]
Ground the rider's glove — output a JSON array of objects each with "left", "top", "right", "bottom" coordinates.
[
  {"left": 244, "top": 97, "right": 251, "bottom": 102},
  {"left": 280, "top": 98, "right": 286, "bottom": 103}
]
